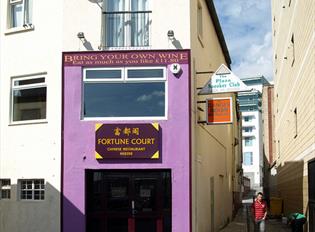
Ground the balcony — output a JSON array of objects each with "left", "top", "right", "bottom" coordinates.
[{"left": 102, "top": 11, "right": 152, "bottom": 49}]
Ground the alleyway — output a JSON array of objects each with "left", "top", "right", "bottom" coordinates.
[{"left": 220, "top": 193, "right": 291, "bottom": 232}]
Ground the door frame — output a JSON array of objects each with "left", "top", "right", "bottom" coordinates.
[
  {"left": 85, "top": 169, "right": 172, "bottom": 232},
  {"left": 308, "top": 159, "right": 315, "bottom": 232}
]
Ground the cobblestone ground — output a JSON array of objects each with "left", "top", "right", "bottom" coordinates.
[{"left": 220, "top": 203, "right": 291, "bottom": 232}]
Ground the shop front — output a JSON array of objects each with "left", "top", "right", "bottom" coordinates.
[{"left": 62, "top": 50, "right": 191, "bottom": 232}]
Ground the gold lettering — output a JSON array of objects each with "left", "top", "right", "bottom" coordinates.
[{"left": 64, "top": 55, "right": 73, "bottom": 62}]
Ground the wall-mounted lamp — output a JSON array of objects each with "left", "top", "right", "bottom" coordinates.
[
  {"left": 77, "top": 32, "right": 85, "bottom": 40},
  {"left": 167, "top": 30, "right": 175, "bottom": 41}
]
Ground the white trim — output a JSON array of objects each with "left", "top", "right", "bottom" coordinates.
[
  {"left": 82, "top": 116, "right": 167, "bottom": 121},
  {"left": 10, "top": 74, "right": 47, "bottom": 124},
  {"left": 9, "top": 0, "right": 23, "bottom": 4},
  {"left": 82, "top": 66, "right": 168, "bottom": 120},
  {"left": 4, "top": 25, "right": 34, "bottom": 35},
  {"left": 83, "top": 67, "right": 124, "bottom": 82},
  {"left": 125, "top": 67, "right": 166, "bottom": 81},
  {"left": 294, "top": 143, "right": 315, "bottom": 161}
]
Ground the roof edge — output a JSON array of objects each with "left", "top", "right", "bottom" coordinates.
[{"left": 205, "top": 0, "right": 231, "bottom": 68}]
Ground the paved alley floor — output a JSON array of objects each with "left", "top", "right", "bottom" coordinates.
[{"left": 220, "top": 203, "right": 291, "bottom": 232}]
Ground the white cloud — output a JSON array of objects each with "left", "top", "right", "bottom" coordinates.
[
  {"left": 136, "top": 91, "right": 165, "bottom": 102},
  {"left": 214, "top": 0, "right": 274, "bottom": 80},
  {"left": 137, "top": 94, "right": 152, "bottom": 102}
]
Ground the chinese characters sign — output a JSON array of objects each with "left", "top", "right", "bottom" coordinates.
[
  {"left": 95, "top": 123, "right": 160, "bottom": 160},
  {"left": 63, "top": 50, "right": 189, "bottom": 67},
  {"left": 207, "top": 97, "right": 233, "bottom": 124}
]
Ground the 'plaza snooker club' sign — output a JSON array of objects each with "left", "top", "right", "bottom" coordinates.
[{"left": 95, "top": 123, "right": 160, "bottom": 160}]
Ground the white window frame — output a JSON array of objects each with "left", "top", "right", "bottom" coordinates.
[
  {"left": 19, "top": 179, "right": 45, "bottom": 201},
  {"left": 0, "top": 179, "right": 11, "bottom": 200},
  {"left": 83, "top": 67, "right": 124, "bottom": 82},
  {"left": 10, "top": 74, "right": 47, "bottom": 125},
  {"left": 102, "top": 0, "right": 152, "bottom": 49},
  {"left": 82, "top": 66, "right": 168, "bottom": 120},
  {"left": 7, "top": 0, "right": 33, "bottom": 30},
  {"left": 244, "top": 137, "right": 254, "bottom": 147}
]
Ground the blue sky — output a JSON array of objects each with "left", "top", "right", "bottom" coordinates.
[{"left": 213, "top": 0, "right": 273, "bottom": 80}]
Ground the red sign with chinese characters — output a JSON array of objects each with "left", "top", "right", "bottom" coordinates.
[
  {"left": 207, "top": 97, "right": 233, "bottom": 124},
  {"left": 95, "top": 123, "right": 160, "bottom": 159}
]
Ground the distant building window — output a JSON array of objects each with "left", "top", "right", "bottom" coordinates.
[
  {"left": 244, "top": 152, "right": 253, "bottom": 165},
  {"left": 103, "top": 0, "right": 151, "bottom": 48},
  {"left": 244, "top": 116, "right": 253, "bottom": 122},
  {"left": 0, "top": 179, "right": 11, "bottom": 199},
  {"left": 20, "top": 179, "right": 45, "bottom": 200},
  {"left": 8, "top": 0, "right": 33, "bottom": 28},
  {"left": 83, "top": 67, "right": 166, "bottom": 118},
  {"left": 245, "top": 137, "right": 254, "bottom": 146},
  {"left": 197, "top": 2, "right": 203, "bottom": 38},
  {"left": 243, "top": 127, "right": 253, "bottom": 133},
  {"left": 11, "top": 75, "right": 47, "bottom": 123}
]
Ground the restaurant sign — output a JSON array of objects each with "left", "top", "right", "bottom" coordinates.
[
  {"left": 63, "top": 50, "right": 189, "bottom": 67},
  {"left": 95, "top": 123, "right": 160, "bottom": 160},
  {"left": 207, "top": 97, "right": 233, "bottom": 124}
]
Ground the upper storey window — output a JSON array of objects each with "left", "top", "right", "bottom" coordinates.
[
  {"left": 103, "top": 0, "right": 151, "bottom": 48},
  {"left": 83, "top": 67, "right": 167, "bottom": 119},
  {"left": 11, "top": 75, "right": 47, "bottom": 123},
  {"left": 8, "top": 0, "right": 32, "bottom": 28}
]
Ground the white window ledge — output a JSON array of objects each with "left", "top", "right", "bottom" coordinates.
[
  {"left": 5, "top": 25, "right": 35, "bottom": 35},
  {"left": 9, "top": 119, "right": 48, "bottom": 126}
]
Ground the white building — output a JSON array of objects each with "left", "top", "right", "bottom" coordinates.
[
  {"left": 238, "top": 76, "right": 271, "bottom": 192},
  {"left": 0, "top": 0, "right": 234, "bottom": 232}
]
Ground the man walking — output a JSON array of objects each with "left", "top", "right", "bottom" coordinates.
[{"left": 252, "top": 192, "right": 267, "bottom": 232}]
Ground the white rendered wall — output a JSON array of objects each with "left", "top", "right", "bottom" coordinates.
[
  {"left": 0, "top": 1, "right": 191, "bottom": 232},
  {"left": 62, "top": 0, "right": 191, "bottom": 51},
  {"left": 0, "top": 0, "right": 64, "bottom": 231}
]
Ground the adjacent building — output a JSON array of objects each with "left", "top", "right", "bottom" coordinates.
[
  {"left": 237, "top": 76, "right": 271, "bottom": 192},
  {"left": 0, "top": 0, "right": 242, "bottom": 232},
  {"left": 271, "top": 0, "right": 315, "bottom": 231},
  {"left": 261, "top": 83, "right": 276, "bottom": 199}
]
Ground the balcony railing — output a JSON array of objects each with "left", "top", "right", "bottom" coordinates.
[{"left": 102, "top": 11, "right": 152, "bottom": 48}]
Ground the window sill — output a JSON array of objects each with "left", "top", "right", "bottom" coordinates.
[
  {"left": 9, "top": 119, "right": 48, "bottom": 126},
  {"left": 101, "top": 46, "right": 152, "bottom": 51},
  {"left": 82, "top": 116, "right": 167, "bottom": 121},
  {"left": 5, "top": 25, "right": 35, "bottom": 35}
]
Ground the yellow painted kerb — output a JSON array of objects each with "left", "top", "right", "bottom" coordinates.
[
  {"left": 95, "top": 123, "right": 102, "bottom": 131},
  {"left": 151, "top": 151, "right": 159, "bottom": 159},
  {"left": 95, "top": 152, "right": 103, "bottom": 159},
  {"left": 151, "top": 122, "right": 159, "bottom": 131}
]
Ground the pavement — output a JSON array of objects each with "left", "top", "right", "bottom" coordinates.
[{"left": 220, "top": 192, "right": 291, "bottom": 232}]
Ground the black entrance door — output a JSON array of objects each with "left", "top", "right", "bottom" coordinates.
[
  {"left": 86, "top": 170, "right": 171, "bottom": 232},
  {"left": 309, "top": 161, "right": 315, "bottom": 232}
]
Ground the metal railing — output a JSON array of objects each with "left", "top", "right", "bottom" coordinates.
[{"left": 103, "top": 11, "right": 152, "bottom": 48}]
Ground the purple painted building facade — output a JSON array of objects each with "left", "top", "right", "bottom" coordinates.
[{"left": 62, "top": 50, "right": 191, "bottom": 232}]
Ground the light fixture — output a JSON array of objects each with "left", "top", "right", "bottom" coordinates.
[
  {"left": 77, "top": 32, "right": 85, "bottom": 40},
  {"left": 167, "top": 30, "right": 175, "bottom": 41}
]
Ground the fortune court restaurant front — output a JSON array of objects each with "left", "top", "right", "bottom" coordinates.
[{"left": 62, "top": 50, "right": 191, "bottom": 232}]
